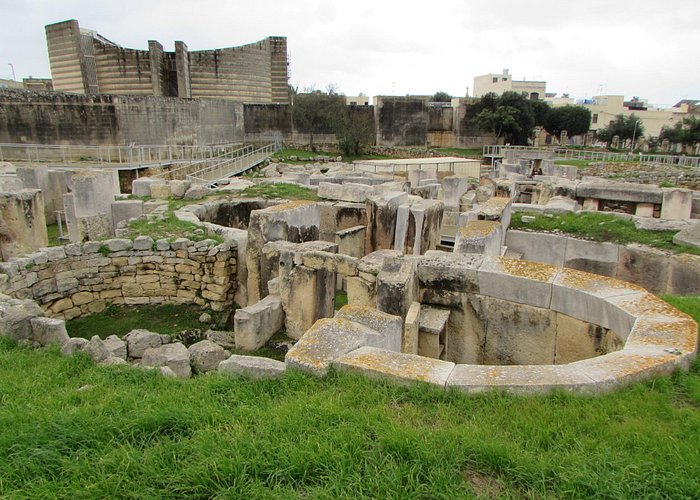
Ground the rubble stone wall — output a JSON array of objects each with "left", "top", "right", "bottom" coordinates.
[{"left": 0, "top": 237, "right": 237, "bottom": 320}]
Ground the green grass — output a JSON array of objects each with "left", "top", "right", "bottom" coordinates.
[
  {"left": 239, "top": 182, "right": 319, "bottom": 201},
  {"left": 273, "top": 148, "right": 335, "bottom": 164},
  {"left": 0, "top": 294, "right": 699, "bottom": 497},
  {"left": 554, "top": 159, "right": 597, "bottom": 167},
  {"left": 45, "top": 223, "right": 63, "bottom": 247},
  {"left": 66, "top": 303, "right": 227, "bottom": 339},
  {"left": 662, "top": 295, "right": 700, "bottom": 320},
  {"left": 511, "top": 211, "right": 700, "bottom": 255},
  {"left": 434, "top": 147, "right": 483, "bottom": 157},
  {"left": 335, "top": 290, "right": 348, "bottom": 310},
  {"left": 126, "top": 212, "right": 223, "bottom": 243}
]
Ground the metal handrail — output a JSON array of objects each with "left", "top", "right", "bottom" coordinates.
[
  {"left": 151, "top": 145, "right": 253, "bottom": 180},
  {"left": 186, "top": 142, "right": 280, "bottom": 187}
]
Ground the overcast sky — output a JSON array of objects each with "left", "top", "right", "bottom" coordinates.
[{"left": 1, "top": 0, "right": 698, "bottom": 107}]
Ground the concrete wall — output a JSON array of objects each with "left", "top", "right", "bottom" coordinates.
[{"left": 0, "top": 90, "right": 244, "bottom": 146}]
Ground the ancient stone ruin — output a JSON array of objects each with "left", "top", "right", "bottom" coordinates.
[{"left": 0, "top": 152, "right": 697, "bottom": 393}]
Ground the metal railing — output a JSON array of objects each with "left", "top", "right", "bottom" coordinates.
[
  {"left": 186, "top": 142, "right": 280, "bottom": 187},
  {"left": 0, "top": 142, "right": 243, "bottom": 165},
  {"left": 483, "top": 145, "right": 700, "bottom": 167},
  {"left": 151, "top": 145, "right": 253, "bottom": 181}
]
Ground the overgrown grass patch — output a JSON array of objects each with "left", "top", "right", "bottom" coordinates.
[
  {"left": 66, "top": 303, "right": 228, "bottom": 339},
  {"left": 126, "top": 212, "right": 223, "bottom": 243},
  {"left": 239, "top": 182, "right": 319, "bottom": 201},
  {"left": 510, "top": 211, "right": 700, "bottom": 255},
  {"left": 434, "top": 147, "right": 483, "bottom": 157}
]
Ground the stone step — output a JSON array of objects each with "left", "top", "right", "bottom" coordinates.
[{"left": 419, "top": 306, "right": 451, "bottom": 335}]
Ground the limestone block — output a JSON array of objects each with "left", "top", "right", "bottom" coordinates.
[
  {"left": 333, "top": 347, "right": 455, "bottom": 388},
  {"left": 403, "top": 302, "right": 420, "bottom": 354},
  {"left": 635, "top": 203, "right": 655, "bottom": 217},
  {"left": 616, "top": 244, "right": 670, "bottom": 295},
  {"left": 60, "top": 337, "right": 88, "bottom": 356},
  {"left": 550, "top": 268, "right": 645, "bottom": 339},
  {"left": 544, "top": 196, "right": 580, "bottom": 214},
  {"left": 564, "top": 237, "right": 619, "bottom": 278},
  {"left": 149, "top": 182, "right": 171, "bottom": 199},
  {"left": 205, "top": 329, "right": 235, "bottom": 350},
  {"left": 132, "top": 178, "right": 156, "bottom": 197},
  {"left": 184, "top": 185, "right": 209, "bottom": 200},
  {"left": 481, "top": 297, "right": 557, "bottom": 365},
  {"left": 233, "top": 295, "right": 284, "bottom": 351},
  {"left": 318, "top": 182, "right": 373, "bottom": 203},
  {"left": 376, "top": 258, "right": 418, "bottom": 318},
  {"left": 446, "top": 363, "right": 595, "bottom": 395},
  {"left": 103, "top": 334, "right": 127, "bottom": 360},
  {"left": 30, "top": 317, "right": 69, "bottom": 347},
  {"left": 576, "top": 182, "right": 662, "bottom": 204},
  {"left": 364, "top": 191, "right": 408, "bottom": 254},
  {"left": 346, "top": 276, "right": 375, "bottom": 308},
  {"left": 454, "top": 221, "right": 502, "bottom": 256},
  {"left": 285, "top": 317, "right": 378, "bottom": 376},
  {"left": 625, "top": 316, "right": 698, "bottom": 358},
  {"left": 335, "top": 225, "right": 366, "bottom": 260},
  {"left": 301, "top": 251, "right": 359, "bottom": 276},
  {"left": 105, "top": 238, "right": 133, "bottom": 252},
  {"left": 582, "top": 198, "right": 599, "bottom": 211},
  {"left": 0, "top": 190, "right": 48, "bottom": 260},
  {"left": 84, "top": 335, "right": 111, "bottom": 363},
  {"left": 358, "top": 249, "right": 402, "bottom": 276},
  {"left": 132, "top": 235, "right": 154, "bottom": 251},
  {"left": 477, "top": 257, "right": 557, "bottom": 308},
  {"left": 334, "top": 304, "right": 402, "bottom": 352},
  {"left": 666, "top": 253, "right": 700, "bottom": 295},
  {"left": 188, "top": 340, "right": 229, "bottom": 373},
  {"left": 504, "top": 230, "right": 566, "bottom": 266},
  {"left": 673, "top": 223, "right": 700, "bottom": 249},
  {"left": 112, "top": 200, "right": 144, "bottom": 230},
  {"left": 441, "top": 176, "right": 471, "bottom": 210},
  {"left": 124, "top": 329, "right": 163, "bottom": 358},
  {"left": 660, "top": 188, "right": 692, "bottom": 220},
  {"left": 554, "top": 313, "right": 621, "bottom": 364},
  {"left": 141, "top": 343, "right": 192, "bottom": 378},
  {"left": 170, "top": 180, "right": 191, "bottom": 199},
  {"left": 0, "top": 298, "right": 45, "bottom": 341},
  {"left": 218, "top": 355, "right": 286, "bottom": 380}
]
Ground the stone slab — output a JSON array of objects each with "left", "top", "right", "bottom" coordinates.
[
  {"left": 477, "top": 257, "right": 557, "bottom": 308},
  {"left": 334, "top": 304, "right": 402, "bottom": 352}
]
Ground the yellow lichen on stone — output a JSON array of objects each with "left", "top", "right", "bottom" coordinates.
[
  {"left": 497, "top": 257, "right": 557, "bottom": 282},
  {"left": 459, "top": 221, "right": 500, "bottom": 238},
  {"left": 557, "top": 268, "right": 645, "bottom": 293},
  {"left": 263, "top": 200, "right": 315, "bottom": 212}
]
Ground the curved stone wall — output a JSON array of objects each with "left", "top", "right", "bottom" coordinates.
[
  {"left": 505, "top": 230, "right": 700, "bottom": 295},
  {"left": 0, "top": 236, "right": 237, "bottom": 320},
  {"left": 287, "top": 255, "right": 698, "bottom": 394}
]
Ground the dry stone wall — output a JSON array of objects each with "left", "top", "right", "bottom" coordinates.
[{"left": 0, "top": 237, "right": 237, "bottom": 320}]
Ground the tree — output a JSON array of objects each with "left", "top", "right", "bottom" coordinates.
[
  {"left": 472, "top": 91, "right": 536, "bottom": 144},
  {"left": 660, "top": 116, "right": 700, "bottom": 147},
  {"left": 530, "top": 99, "right": 551, "bottom": 128},
  {"left": 431, "top": 91, "right": 451, "bottom": 102},
  {"left": 544, "top": 105, "right": 592, "bottom": 137},
  {"left": 596, "top": 114, "right": 644, "bottom": 145},
  {"left": 292, "top": 91, "right": 346, "bottom": 151}
]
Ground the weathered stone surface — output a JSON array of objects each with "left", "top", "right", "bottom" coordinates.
[
  {"left": 132, "top": 178, "right": 155, "bottom": 197},
  {"left": 551, "top": 267, "right": 645, "bottom": 339},
  {"left": 544, "top": 196, "right": 580, "bottom": 214},
  {"left": 0, "top": 298, "right": 45, "bottom": 341},
  {"left": 60, "top": 337, "right": 88, "bottom": 356},
  {"left": 234, "top": 295, "right": 284, "bottom": 350},
  {"left": 364, "top": 191, "right": 408, "bottom": 254},
  {"left": 334, "top": 346, "right": 455, "bottom": 388},
  {"left": 576, "top": 182, "right": 662, "bottom": 204},
  {"left": 184, "top": 185, "right": 209, "bottom": 200},
  {"left": 124, "top": 329, "right": 163, "bottom": 358},
  {"left": 403, "top": 302, "right": 420, "bottom": 354},
  {"left": 30, "top": 317, "right": 69, "bottom": 346},
  {"left": 101, "top": 356, "right": 128, "bottom": 366},
  {"left": 335, "top": 304, "right": 402, "bottom": 352},
  {"left": 673, "top": 223, "right": 700, "bottom": 249},
  {"left": 318, "top": 182, "right": 373, "bottom": 203},
  {"left": 554, "top": 313, "right": 621, "bottom": 364},
  {"left": 104, "top": 238, "right": 132, "bottom": 252},
  {"left": 661, "top": 188, "right": 693, "bottom": 220},
  {"left": 417, "top": 251, "right": 482, "bottom": 293},
  {"left": 103, "top": 334, "right": 127, "bottom": 360},
  {"left": 616, "top": 244, "right": 670, "bottom": 294},
  {"left": 666, "top": 253, "right": 700, "bottom": 295},
  {"left": 454, "top": 221, "right": 502, "bottom": 256},
  {"left": 478, "top": 257, "right": 557, "bottom": 308},
  {"left": 564, "top": 237, "right": 619, "bottom": 277},
  {"left": 504, "top": 230, "right": 566, "bottom": 266},
  {"left": 301, "top": 251, "right": 359, "bottom": 276},
  {"left": 285, "top": 317, "right": 377, "bottom": 376},
  {"left": 132, "top": 235, "right": 154, "bottom": 251},
  {"left": 170, "top": 180, "right": 190, "bottom": 199},
  {"left": 84, "top": 335, "right": 111, "bottom": 362},
  {"left": 188, "top": 340, "right": 228, "bottom": 373},
  {"left": 376, "top": 258, "right": 418, "bottom": 318},
  {"left": 141, "top": 343, "right": 191, "bottom": 378},
  {"left": 218, "top": 355, "right": 286, "bottom": 380}
]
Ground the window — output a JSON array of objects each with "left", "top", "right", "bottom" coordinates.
[
  {"left": 592, "top": 114, "right": 598, "bottom": 124},
  {"left": 502, "top": 78, "right": 508, "bottom": 81},
  {"left": 530, "top": 92, "right": 539, "bottom": 100},
  {"left": 492, "top": 77, "right": 498, "bottom": 83}
]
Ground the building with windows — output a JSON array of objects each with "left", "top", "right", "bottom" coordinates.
[
  {"left": 45, "top": 19, "right": 289, "bottom": 104},
  {"left": 473, "top": 69, "right": 546, "bottom": 100}
]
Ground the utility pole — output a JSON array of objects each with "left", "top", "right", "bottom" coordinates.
[{"left": 8, "top": 63, "right": 16, "bottom": 81}]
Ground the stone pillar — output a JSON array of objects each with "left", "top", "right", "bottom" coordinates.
[
  {"left": 175, "top": 41, "right": 191, "bottom": 98},
  {"left": 63, "top": 171, "right": 117, "bottom": 242},
  {"left": 148, "top": 40, "right": 166, "bottom": 97},
  {"left": 364, "top": 191, "right": 408, "bottom": 255},
  {"left": 635, "top": 203, "right": 655, "bottom": 218},
  {"left": 582, "top": 198, "right": 599, "bottom": 211},
  {"left": 0, "top": 189, "right": 48, "bottom": 260}
]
